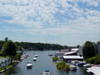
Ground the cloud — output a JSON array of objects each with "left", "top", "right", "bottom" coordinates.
[{"left": 0, "top": 0, "right": 100, "bottom": 45}]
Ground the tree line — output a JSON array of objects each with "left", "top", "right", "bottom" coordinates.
[
  {"left": 82, "top": 41, "right": 100, "bottom": 64},
  {"left": 82, "top": 41, "right": 100, "bottom": 59},
  {"left": 15, "top": 42, "right": 68, "bottom": 50},
  {"left": 0, "top": 39, "right": 68, "bottom": 51}
]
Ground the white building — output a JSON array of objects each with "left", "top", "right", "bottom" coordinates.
[
  {"left": 87, "top": 66, "right": 100, "bottom": 75},
  {"left": 63, "top": 55, "right": 83, "bottom": 61}
]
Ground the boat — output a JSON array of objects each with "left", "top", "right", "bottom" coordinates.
[
  {"left": 83, "top": 64, "right": 91, "bottom": 68},
  {"left": 43, "top": 69, "right": 51, "bottom": 75},
  {"left": 48, "top": 54, "right": 53, "bottom": 56},
  {"left": 70, "top": 65, "right": 77, "bottom": 71},
  {"left": 77, "top": 62, "right": 86, "bottom": 67},
  {"left": 33, "top": 58, "right": 37, "bottom": 61},
  {"left": 35, "top": 55, "right": 38, "bottom": 57},
  {"left": 26, "top": 63, "right": 32, "bottom": 69}
]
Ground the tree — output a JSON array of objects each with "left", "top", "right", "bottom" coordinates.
[
  {"left": 97, "top": 41, "right": 100, "bottom": 44},
  {"left": 5, "top": 37, "right": 8, "bottom": 42},
  {"left": 77, "top": 45, "right": 80, "bottom": 48},
  {"left": 83, "top": 41, "right": 96, "bottom": 59},
  {"left": 3, "top": 40, "right": 17, "bottom": 57}
]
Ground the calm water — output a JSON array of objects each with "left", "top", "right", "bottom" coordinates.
[{"left": 1, "top": 51, "right": 89, "bottom": 75}]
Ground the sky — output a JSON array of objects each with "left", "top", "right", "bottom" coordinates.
[{"left": 0, "top": 0, "right": 100, "bottom": 46}]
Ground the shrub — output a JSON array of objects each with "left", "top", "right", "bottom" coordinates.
[
  {"left": 56, "top": 61, "right": 69, "bottom": 71},
  {"left": 14, "top": 53, "right": 21, "bottom": 60},
  {"left": 86, "top": 55, "right": 100, "bottom": 64},
  {"left": 52, "top": 57, "right": 59, "bottom": 62}
]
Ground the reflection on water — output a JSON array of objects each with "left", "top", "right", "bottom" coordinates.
[{"left": 1, "top": 51, "right": 89, "bottom": 75}]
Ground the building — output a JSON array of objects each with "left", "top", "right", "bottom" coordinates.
[
  {"left": 63, "top": 55, "right": 83, "bottom": 61},
  {"left": 64, "top": 48, "right": 79, "bottom": 55},
  {"left": 87, "top": 66, "right": 100, "bottom": 75}
]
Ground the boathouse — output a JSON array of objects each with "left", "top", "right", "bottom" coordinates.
[{"left": 63, "top": 55, "right": 83, "bottom": 61}]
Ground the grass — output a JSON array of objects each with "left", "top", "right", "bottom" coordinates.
[{"left": 0, "top": 64, "right": 13, "bottom": 72}]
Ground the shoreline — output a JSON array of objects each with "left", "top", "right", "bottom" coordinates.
[{"left": 0, "top": 61, "right": 20, "bottom": 73}]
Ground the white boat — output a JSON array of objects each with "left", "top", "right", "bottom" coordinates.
[
  {"left": 83, "top": 64, "right": 91, "bottom": 68},
  {"left": 43, "top": 70, "right": 51, "bottom": 75},
  {"left": 70, "top": 65, "right": 77, "bottom": 71},
  {"left": 26, "top": 63, "right": 32, "bottom": 69},
  {"left": 35, "top": 55, "right": 38, "bottom": 57},
  {"left": 33, "top": 58, "right": 37, "bottom": 61}
]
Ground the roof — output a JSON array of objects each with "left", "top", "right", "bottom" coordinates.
[
  {"left": 87, "top": 66, "right": 100, "bottom": 75},
  {"left": 71, "top": 48, "right": 79, "bottom": 51},
  {"left": 63, "top": 56, "right": 83, "bottom": 60},
  {"left": 27, "top": 63, "right": 32, "bottom": 66},
  {"left": 64, "top": 48, "right": 79, "bottom": 55}
]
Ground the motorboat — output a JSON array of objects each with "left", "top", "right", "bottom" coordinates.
[
  {"left": 48, "top": 54, "right": 53, "bottom": 56},
  {"left": 77, "top": 62, "right": 86, "bottom": 67},
  {"left": 35, "top": 55, "right": 38, "bottom": 57},
  {"left": 33, "top": 58, "right": 37, "bottom": 61},
  {"left": 83, "top": 64, "right": 91, "bottom": 68},
  {"left": 70, "top": 65, "right": 77, "bottom": 71},
  {"left": 43, "top": 69, "right": 51, "bottom": 75},
  {"left": 26, "top": 63, "right": 32, "bottom": 69}
]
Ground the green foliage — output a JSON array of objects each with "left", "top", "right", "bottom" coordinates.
[
  {"left": 56, "top": 61, "right": 69, "bottom": 71},
  {"left": 14, "top": 53, "right": 21, "bottom": 60},
  {"left": 52, "top": 57, "right": 59, "bottom": 62},
  {"left": 86, "top": 55, "right": 100, "bottom": 64},
  {"left": 0, "top": 64, "right": 13, "bottom": 71},
  {"left": 97, "top": 41, "right": 100, "bottom": 44},
  {"left": 3, "top": 40, "right": 17, "bottom": 57},
  {"left": 0, "top": 50, "right": 3, "bottom": 55},
  {"left": 83, "top": 41, "right": 96, "bottom": 59},
  {"left": 0, "top": 40, "right": 4, "bottom": 50},
  {"left": 15, "top": 42, "right": 68, "bottom": 50},
  {"left": 0, "top": 39, "right": 68, "bottom": 51}
]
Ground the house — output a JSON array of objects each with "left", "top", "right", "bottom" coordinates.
[{"left": 64, "top": 48, "right": 79, "bottom": 55}]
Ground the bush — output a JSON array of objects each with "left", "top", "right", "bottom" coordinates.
[
  {"left": 52, "top": 57, "right": 59, "bottom": 62},
  {"left": 56, "top": 61, "right": 69, "bottom": 71},
  {"left": 86, "top": 55, "right": 100, "bottom": 64},
  {"left": 14, "top": 53, "right": 21, "bottom": 60},
  {"left": 0, "top": 50, "right": 4, "bottom": 56}
]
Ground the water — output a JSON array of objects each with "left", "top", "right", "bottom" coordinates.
[{"left": 1, "top": 51, "right": 89, "bottom": 75}]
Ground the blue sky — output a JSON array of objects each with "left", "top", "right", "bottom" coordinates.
[{"left": 0, "top": 0, "right": 100, "bottom": 46}]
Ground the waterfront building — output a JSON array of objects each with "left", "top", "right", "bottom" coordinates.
[
  {"left": 87, "top": 66, "right": 100, "bottom": 75},
  {"left": 0, "top": 58, "right": 11, "bottom": 68},
  {"left": 64, "top": 48, "right": 79, "bottom": 56},
  {"left": 55, "top": 48, "right": 79, "bottom": 57},
  {"left": 63, "top": 55, "right": 83, "bottom": 61}
]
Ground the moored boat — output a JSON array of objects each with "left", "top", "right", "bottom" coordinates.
[
  {"left": 83, "top": 64, "right": 91, "bottom": 68},
  {"left": 33, "top": 58, "right": 37, "bottom": 61},
  {"left": 35, "top": 55, "right": 38, "bottom": 57},
  {"left": 70, "top": 65, "right": 77, "bottom": 71},
  {"left": 26, "top": 63, "right": 32, "bottom": 69},
  {"left": 43, "top": 69, "right": 51, "bottom": 75}
]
